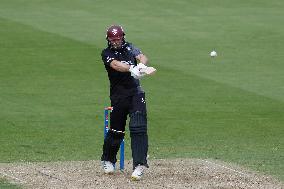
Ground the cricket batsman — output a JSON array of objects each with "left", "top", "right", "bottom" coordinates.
[{"left": 100, "top": 25, "right": 153, "bottom": 180}]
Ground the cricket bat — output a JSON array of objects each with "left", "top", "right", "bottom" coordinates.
[{"left": 139, "top": 67, "right": 157, "bottom": 75}]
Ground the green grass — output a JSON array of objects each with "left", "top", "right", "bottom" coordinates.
[
  {"left": 0, "top": 0, "right": 283, "bottom": 186},
  {"left": 0, "top": 178, "right": 21, "bottom": 189}
]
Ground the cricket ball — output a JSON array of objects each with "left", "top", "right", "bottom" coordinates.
[{"left": 210, "top": 51, "right": 217, "bottom": 57}]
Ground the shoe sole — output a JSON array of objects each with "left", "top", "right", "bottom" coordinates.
[
  {"left": 131, "top": 176, "right": 141, "bottom": 181},
  {"left": 104, "top": 170, "right": 115, "bottom": 174}
]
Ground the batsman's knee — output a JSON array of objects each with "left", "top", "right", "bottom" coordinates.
[{"left": 129, "top": 111, "right": 147, "bottom": 135}]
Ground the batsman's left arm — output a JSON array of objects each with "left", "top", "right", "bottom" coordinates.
[{"left": 136, "top": 54, "right": 149, "bottom": 65}]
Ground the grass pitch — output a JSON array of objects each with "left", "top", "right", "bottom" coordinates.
[{"left": 1, "top": 0, "right": 284, "bottom": 187}]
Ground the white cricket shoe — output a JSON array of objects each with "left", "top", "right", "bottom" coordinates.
[
  {"left": 102, "top": 161, "right": 114, "bottom": 174},
  {"left": 131, "top": 165, "right": 146, "bottom": 181}
]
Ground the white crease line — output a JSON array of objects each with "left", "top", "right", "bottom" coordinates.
[
  {"left": 0, "top": 170, "right": 26, "bottom": 184},
  {"left": 201, "top": 159, "right": 251, "bottom": 177}
]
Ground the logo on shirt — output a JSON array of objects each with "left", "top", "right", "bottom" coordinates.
[
  {"left": 106, "top": 56, "right": 114, "bottom": 63},
  {"left": 121, "top": 60, "right": 134, "bottom": 65}
]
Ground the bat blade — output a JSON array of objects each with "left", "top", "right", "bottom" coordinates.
[{"left": 140, "top": 67, "right": 156, "bottom": 75}]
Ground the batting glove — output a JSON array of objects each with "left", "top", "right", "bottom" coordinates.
[
  {"left": 129, "top": 65, "right": 146, "bottom": 79},
  {"left": 137, "top": 63, "right": 147, "bottom": 70}
]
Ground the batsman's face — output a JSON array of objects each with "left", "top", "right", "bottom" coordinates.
[{"left": 109, "top": 38, "right": 123, "bottom": 49}]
